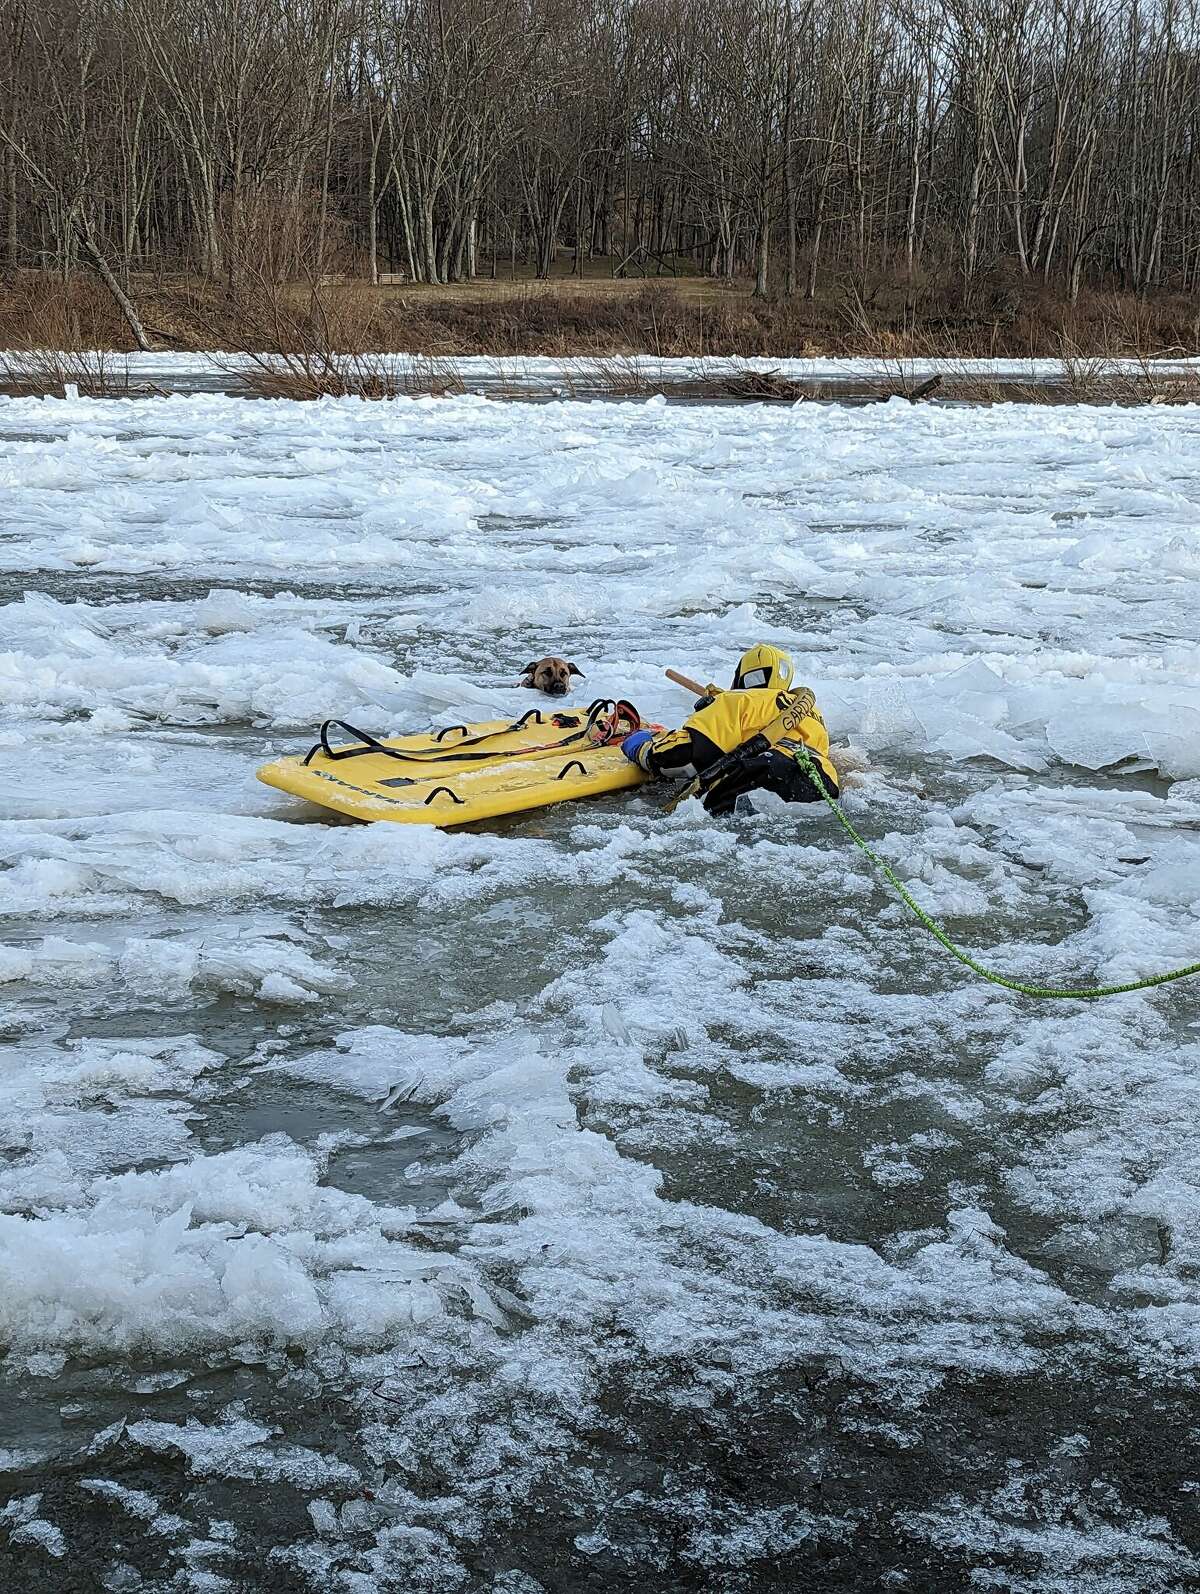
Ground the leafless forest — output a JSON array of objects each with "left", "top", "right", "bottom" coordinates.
[{"left": 2, "top": 0, "right": 1200, "bottom": 354}]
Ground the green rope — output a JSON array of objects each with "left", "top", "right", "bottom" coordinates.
[{"left": 788, "top": 744, "right": 1200, "bottom": 1001}]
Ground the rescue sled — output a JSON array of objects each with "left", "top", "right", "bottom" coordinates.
[{"left": 257, "top": 699, "right": 655, "bottom": 827}]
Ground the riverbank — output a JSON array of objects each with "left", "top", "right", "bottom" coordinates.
[
  {"left": 4, "top": 347, "right": 1200, "bottom": 406},
  {"left": 1, "top": 268, "right": 1198, "bottom": 372}
]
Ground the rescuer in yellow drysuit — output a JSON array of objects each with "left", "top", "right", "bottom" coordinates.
[{"left": 621, "top": 644, "right": 839, "bottom": 815}]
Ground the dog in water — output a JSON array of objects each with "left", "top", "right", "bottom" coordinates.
[{"left": 519, "top": 657, "right": 584, "bottom": 696}]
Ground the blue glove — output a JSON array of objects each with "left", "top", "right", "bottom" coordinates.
[{"left": 621, "top": 730, "right": 654, "bottom": 768}]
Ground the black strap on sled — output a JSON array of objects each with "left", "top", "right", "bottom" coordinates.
[
  {"left": 302, "top": 699, "right": 621, "bottom": 770},
  {"left": 303, "top": 720, "right": 399, "bottom": 765}
]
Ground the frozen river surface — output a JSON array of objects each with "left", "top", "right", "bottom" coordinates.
[{"left": 2, "top": 390, "right": 1200, "bottom": 1590}]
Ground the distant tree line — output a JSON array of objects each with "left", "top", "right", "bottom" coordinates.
[{"left": 3, "top": 0, "right": 1200, "bottom": 341}]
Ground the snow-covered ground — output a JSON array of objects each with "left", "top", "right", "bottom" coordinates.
[
  {"left": 3, "top": 389, "right": 1200, "bottom": 1590},
  {"left": 10, "top": 347, "right": 1200, "bottom": 395}
]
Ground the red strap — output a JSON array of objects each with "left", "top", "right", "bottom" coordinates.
[{"left": 590, "top": 701, "right": 666, "bottom": 746}]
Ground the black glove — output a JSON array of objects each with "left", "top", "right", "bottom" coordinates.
[
  {"left": 702, "top": 742, "right": 835, "bottom": 814},
  {"left": 702, "top": 759, "right": 769, "bottom": 814},
  {"left": 762, "top": 747, "right": 835, "bottom": 804},
  {"left": 698, "top": 735, "right": 772, "bottom": 815}
]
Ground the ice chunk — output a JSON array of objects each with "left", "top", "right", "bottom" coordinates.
[
  {"left": 928, "top": 658, "right": 1010, "bottom": 722},
  {"left": 857, "top": 679, "right": 928, "bottom": 750},
  {"left": 1046, "top": 706, "right": 1146, "bottom": 770},
  {"left": 0, "top": 1493, "right": 66, "bottom": 1557},
  {"left": 1145, "top": 704, "right": 1200, "bottom": 780},
  {"left": 194, "top": 588, "right": 270, "bottom": 634},
  {"left": 0, "top": 1135, "right": 494, "bottom": 1360},
  {"left": 126, "top": 1415, "right": 362, "bottom": 1488},
  {"left": 81, "top": 1480, "right": 189, "bottom": 1537},
  {"left": 932, "top": 709, "right": 1046, "bottom": 771}
]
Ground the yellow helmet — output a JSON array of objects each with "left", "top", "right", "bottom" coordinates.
[{"left": 732, "top": 643, "right": 794, "bottom": 692}]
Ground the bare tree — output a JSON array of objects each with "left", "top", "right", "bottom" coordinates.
[
  {"left": 3, "top": 0, "right": 1200, "bottom": 320},
  {"left": 0, "top": 0, "right": 156, "bottom": 345}
]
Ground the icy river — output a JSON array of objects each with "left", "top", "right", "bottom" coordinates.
[{"left": 2, "top": 388, "right": 1200, "bottom": 1590}]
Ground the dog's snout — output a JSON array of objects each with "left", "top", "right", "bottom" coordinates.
[{"left": 548, "top": 681, "right": 568, "bottom": 695}]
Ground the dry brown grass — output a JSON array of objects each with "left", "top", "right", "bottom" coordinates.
[
  {"left": 721, "top": 369, "right": 806, "bottom": 399},
  {"left": 551, "top": 354, "right": 658, "bottom": 397},
  {"left": 371, "top": 271, "right": 1200, "bottom": 362},
  {"left": 206, "top": 272, "right": 466, "bottom": 399},
  {"left": 515, "top": 353, "right": 819, "bottom": 402},
  {"left": 0, "top": 346, "right": 155, "bottom": 398},
  {"left": 2, "top": 266, "right": 1199, "bottom": 405},
  {"left": 231, "top": 351, "right": 396, "bottom": 400},
  {"left": 231, "top": 347, "right": 465, "bottom": 401},
  {"left": 0, "top": 272, "right": 121, "bottom": 351},
  {"left": 1054, "top": 331, "right": 1200, "bottom": 404},
  {"left": 233, "top": 349, "right": 465, "bottom": 400}
]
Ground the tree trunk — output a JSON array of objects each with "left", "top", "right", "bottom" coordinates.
[
  {"left": 905, "top": 133, "right": 920, "bottom": 281},
  {"left": 367, "top": 194, "right": 379, "bottom": 285},
  {"left": 197, "top": 166, "right": 222, "bottom": 279},
  {"left": 753, "top": 211, "right": 769, "bottom": 298},
  {"left": 316, "top": 72, "right": 335, "bottom": 275},
  {"left": 4, "top": 146, "right": 17, "bottom": 268},
  {"left": 74, "top": 218, "right": 155, "bottom": 351},
  {"left": 421, "top": 200, "right": 439, "bottom": 284},
  {"left": 806, "top": 212, "right": 824, "bottom": 301},
  {"left": 366, "top": 134, "right": 380, "bottom": 285},
  {"left": 784, "top": 161, "right": 797, "bottom": 297},
  {"left": 964, "top": 159, "right": 982, "bottom": 288}
]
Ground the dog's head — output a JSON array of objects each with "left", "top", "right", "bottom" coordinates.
[{"left": 520, "top": 657, "right": 584, "bottom": 696}]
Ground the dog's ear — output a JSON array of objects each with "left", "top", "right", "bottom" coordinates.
[
  {"left": 520, "top": 661, "right": 538, "bottom": 677},
  {"left": 567, "top": 662, "right": 584, "bottom": 677}
]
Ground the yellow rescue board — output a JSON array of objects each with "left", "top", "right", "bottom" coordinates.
[{"left": 256, "top": 712, "right": 650, "bottom": 826}]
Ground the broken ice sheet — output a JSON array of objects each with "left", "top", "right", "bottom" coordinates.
[{"left": 3, "top": 387, "right": 1200, "bottom": 1586}]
